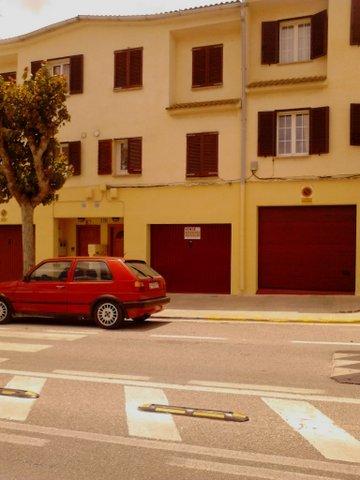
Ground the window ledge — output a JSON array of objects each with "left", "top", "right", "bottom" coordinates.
[
  {"left": 166, "top": 98, "right": 241, "bottom": 115},
  {"left": 275, "top": 154, "right": 310, "bottom": 159},
  {"left": 113, "top": 86, "right": 143, "bottom": 92},
  {"left": 277, "top": 59, "right": 313, "bottom": 66},
  {"left": 191, "top": 83, "right": 223, "bottom": 90}
]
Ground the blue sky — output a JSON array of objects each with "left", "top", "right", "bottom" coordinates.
[{"left": 0, "top": 0, "right": 228, "bottom": 39}]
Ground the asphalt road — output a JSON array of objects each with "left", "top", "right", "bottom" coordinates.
[{"left": 0, "top": 316, "right": 359, "bottom": 480}]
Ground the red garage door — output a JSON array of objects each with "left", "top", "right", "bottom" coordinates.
[
  {"left": 258, "top": 206, "right": 356, "bottom": 294},
  {"left": 0, "top": 226, "right": 23, "bottom": 282},
  {"left": 151, "top": 224, "right": 231, "bottom": 293}
]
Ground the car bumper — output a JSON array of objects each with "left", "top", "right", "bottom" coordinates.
[{"left": 124, "top": 296, "right": 170, "bottom": 309}]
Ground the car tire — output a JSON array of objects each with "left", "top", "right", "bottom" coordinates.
[
  {"left": 93, "top": 300, "right": 125, "bottom": 329},
  {"left": 0, "top": 298, "right": 12, "bottom": 325},
  {"left": 133, "top": 314, "right": 150, "bottom": 323}
]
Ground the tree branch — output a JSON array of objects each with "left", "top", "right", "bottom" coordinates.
[
  {"left": 29, "top": 136, "right": 50, "bottom": 206},
  {"left": 0, "top": 133, "right": 25, "bottom": 204}
]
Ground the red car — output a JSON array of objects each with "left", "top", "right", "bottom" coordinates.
[{"left": 0, "top": 257, "right": 170, "bottom": 329}]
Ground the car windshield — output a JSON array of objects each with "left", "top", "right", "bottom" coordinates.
[{"left": 125, "top": 261, "right": 160, "bottom": 279}]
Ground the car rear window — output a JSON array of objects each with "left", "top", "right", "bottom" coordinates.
[{"left": 125, "top": 261, "right": 160, "bottom": 279}]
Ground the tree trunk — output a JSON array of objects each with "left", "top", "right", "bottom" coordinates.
[{"left": 21, "top": 203, "right": 35, "bottom": 275}]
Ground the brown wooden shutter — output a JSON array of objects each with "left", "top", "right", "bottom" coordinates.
[
  {"left": 192, "top": 48, "right": 207, "bottom": 87},
  {"left": 208, "top": 45, "right": 223, "bottom": 85},
  {"left": 311, "top": 10, "right": 328, "bottom": 59},
  {"left": 350, "top": 104, "right": 360, "bottom": 145},
  {"left": 129, "top": 49, "right": 143, "bottom": 87},
  {"left": 309, "top": 106, "right": 329, "bottom": 155},
  {"left": 31, "top": 60, "right": 43, "bottom": 77},
  {"left": 186, "top": 134, "right": 202, "bottom": 177},
  {"left": 68, "top": 141, "right": 81, "bottom": 175},
  {"left": 1, "top": 71, "right": 16, "bottom": 82},
  {"left": 127, "top": 137, "right": 142, "bottom": 174},
  {"left": 351, "top": 0, "right": 360, "bottom": 45},
  {"left": 114, "top": 50, "right": 127, "bottom": 88},
  {"left": 69, "top": 55, "right": 83, "bottom": 94},
  {"left": 261, "top": 22, "right": 279, "bottom": 65},
  {"left": 202, "top": 133, "right": 218, "bottom": 177},
  {"left": 98, "top": 140, "right": 112, "bottom": 175},
  {"left": 258, "top": 111, "right": 276, "bottom": 156}
]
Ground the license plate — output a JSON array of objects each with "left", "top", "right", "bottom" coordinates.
[{"left": 149, "top": 282, "right": 159, "bottom": 289}]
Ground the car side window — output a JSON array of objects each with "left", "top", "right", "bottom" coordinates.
[
  {"left": 29, "top": 261, "right": 72, "bottom": 282},
  {"left": 73, "top": 261, "right": 113, "bottom": 282}
]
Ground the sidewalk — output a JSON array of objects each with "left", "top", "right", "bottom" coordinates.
[{"left": 154, "top": 294, "right": 360, "bottom": 323}]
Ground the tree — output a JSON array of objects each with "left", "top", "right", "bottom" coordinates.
[{"left": 0, "top": 65, "right": 71, "bottom": 274}]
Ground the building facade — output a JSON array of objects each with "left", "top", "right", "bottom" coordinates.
[{"left": 0, "top": 0, "right": 359, "bottom": 295}]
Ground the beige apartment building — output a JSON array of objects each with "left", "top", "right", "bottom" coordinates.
[{"left": 0, "top": 0, "right": 360, "bottom": 296}]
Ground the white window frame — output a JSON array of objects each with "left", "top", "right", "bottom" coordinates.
[
  {"left": 60, "top": 142, "right": 69, "bottom": 161},
  {"left": 277, "top": 110, "right": 310, "bottom": 157},
  {"left": 114, "top": 139, "right": 129, "bottom": 176},
  {"left": 48, "top": 58, "right": 70, "bottom": 91},
  {"left": 279, "top": 18, "right": 311, "bottom": 64}
]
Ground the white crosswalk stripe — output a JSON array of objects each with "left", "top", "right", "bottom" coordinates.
[
  {"left": 0, "top": 331, "right": 86, "bottom": 341},
  {"left": 0, "top": 342, "right": 50, "bottom": 352},
  {"left": 0, "top": 376, "right": 46, "bottom": 421}
]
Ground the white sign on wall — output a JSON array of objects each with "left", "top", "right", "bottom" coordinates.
[{"left": 184, "top": 226, "right": 201, "bottom": 240}]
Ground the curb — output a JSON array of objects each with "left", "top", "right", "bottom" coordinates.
[{"left": 154, "top": 309, "right": 360, "bottom": 324}]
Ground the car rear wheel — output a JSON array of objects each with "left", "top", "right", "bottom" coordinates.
[
  {"left": 0, "top": 299, "right": 12, "bottom": 325},
  {"left": 93, "top": 300, "right": 124, "bottom": 329}
]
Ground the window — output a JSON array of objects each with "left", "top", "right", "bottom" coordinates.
[
  {"left": 29, "top": 261, "right": 71, "bottom": 282},
  {"left": 73, "top": 261, "right": 112, "bottom": 281},
  {"left": 279, "top": 20, "right": 311, "bottom": 63},
  {"left": 49, "top": 59, "right": 70, "bottom": 90},
  {"left": 60, "top": 141, "right": 81, "bottom": 175},
  {"left": 351, "top": 0, "right": 360, "bottom": 45},
  {"left": 186, "top": 132, "right": 218, "bottom": 177},
  {"left": 192, "top": 44, "right": 223, "bottom": 88},
  {"left": 98, "top": 138, "right": 142, "bottom": 176},
  {"left": 350, "top": 103, "right": 360, "bottom": 145},
  {"left": 261, "top": 11, "right": 327, "bottom": 64},
  {"left": 114, "top": 48, "right": 143, "bottom": 89},
  {"left": 277, "top": 111, "right": 309, "bottom": 156},
  {"left": 31, "top": 55, "right": 83, "bottom": 94},
  {"left": 125, "top": 260, "right": 160, "bottom": 279},
  {"left": 0, "top": 71, "right": 16, "bottom": 82}
]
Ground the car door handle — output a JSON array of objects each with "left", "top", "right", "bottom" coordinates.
[{"left": 56, "top": 285, "right": 66, "bottom": 289}]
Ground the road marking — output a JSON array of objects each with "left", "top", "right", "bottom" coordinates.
[
  {"left": 54, "top": 370, "right": 151, "bottom": 381},
  {"left": 292, "top": 341, "right": 360, "bottom": 346},
  {"left": 167, "top": 457, "right": 341, "bottom": 480},
  {"left": 124, "top": 386, "right": 181, "bottom": 441},
  {"left": 0, "top": 342, "right": 50, "bottom": 352},
  {"left": 188, "top": 381, "right": 325, "bottom": 395},
  {"left": 151, "top": 334, "right": 227, "bottom": 341},
  {"left": 0, "top": 331, "right": 85, "bottom": 341},
  {"left": 46, "top": 329, "right": 99, "bottom": 335},
  {"left": 334, "top": 359, "right": 360, "bottom": 367},
  {"left": 263, "top": 398, "right": 360, "bottom": 463},
  {"left": 0, "top": 376, "right": 46, "bottom": 421},
  {"left": 0, "top": 432, "right": 48, "bottom": 447},
  {"left": 0, "top": 420, "right": 359, "bottom": 476},
  {"left": 0, "top": 358, "right": 8, "bottom": 364},
  {"left": 0, "top": 368, "right": 359, "bottom": 405}
]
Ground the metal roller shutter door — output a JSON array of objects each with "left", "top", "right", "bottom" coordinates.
[{"left": 0, "top": 226, "right": 23, "bottom": 281}]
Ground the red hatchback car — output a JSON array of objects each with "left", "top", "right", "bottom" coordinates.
[{"left": 0, "top": 257, "right": 170, "bottom": 329}]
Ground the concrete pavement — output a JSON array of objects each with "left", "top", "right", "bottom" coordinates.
[{"left": 155, "top": 293, "right": 360, "bottom": 323}]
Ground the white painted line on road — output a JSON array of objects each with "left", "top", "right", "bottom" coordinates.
[
  {"left": 263, "top": 398, "right": 360, "bottom": 463},
  {"left": 0, "top": 358, "right": 8, "bottom": 364},
  {"left": 188, "top": 380, "right": 325, "bottom": 395},
  {"left": 168, "top": 457, "right": 341, "bottom": 480},
  {"left": 0, "top": 331, "right": 85, "bottom": 341},
  {"left": 292, "top": 341, "right": 360, "bottom": 346},
  {"left": 0, "top": 376, "right": 46, "bottom": 421},
  {"left": 54, "top": 370, "right": 151, "bottom": 381},
  {"left": 0, "top": 342, "right": 50, "bottom": 352},
  {"left": 0, "top": 368, "right": 359, "bottom": 405},
  {"left": 0, "top": 419, "right": 359, "bottom": 476},
  {"left": 46, "top": 329, "right": 99, "bottom": 335},
  {"left": 151, "top": 334, "right": 227, "bottom": 341},
  {"left": 334, "top": 359, "right": 360, "bottom": 367},
  {"left": 124, "top": 386, "right": 181, "bottom": 442},
  {"left": 0, "top": 432, "right": 48, "bottom": 447}
]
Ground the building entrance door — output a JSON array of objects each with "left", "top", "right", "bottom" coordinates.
[
  {"left": 108, "top": 224, "right": 124, "bottom": 257},
  {"left": 76, "top": 225, "right": 100, "bottom": 256}
]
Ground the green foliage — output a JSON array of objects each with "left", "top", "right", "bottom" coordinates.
[{"left": 0, "top": 65, "right": 71, "bottom": 206}]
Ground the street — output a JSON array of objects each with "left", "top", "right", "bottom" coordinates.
[{"left": 0, "top": 317, "right": 359, "bottom": 479}]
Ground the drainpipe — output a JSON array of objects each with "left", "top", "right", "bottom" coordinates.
[{"left": 239, "top": 1, "right": 248, "bottom": 293}]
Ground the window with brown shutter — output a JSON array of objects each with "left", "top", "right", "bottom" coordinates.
[
  {"left": 98, "top": 140, "right": 112, "bottom": 175},
  {"left": 31, "top": 56, "right": 84, "bottom": 94},
  {"left": 351, "top": 0, "right": 360, "bottom": 45},
  {"left": 127, "top": 138, "right": 142, "bottom": 174},
  {"left": 68, "top": 141, "right": 81, "bottom": 175},
  {"left": 114, "top": 48, "right": 143, "bottom": 89},
  {"left": 69, "top": 55, "right": 84, "bottom": 94},
  {"left": 192, "top": 45, "right": 223, "bottom": 88},
  {"left": 258, "top": 111, "right": 277, "bottom": 156},
  {"left": 186, "top": 132, "right": 218, "bottom": 177},
  {"left": 309, "top": 106, "right": 329, "bottom": 155},
  {"left": 261, "top": 22, "right": 279, "bottom": 65},
  {"left": 350, "top": 104, "right": 360, "bottom": 145},
  {"left": 31, "top": 60, "right": 43, "bottom": 77},
  {"left": 311, "top": 10, "right": 328, "bottom": 59},
  {"left": 1, "top": 71, "right": 16, "bottom": 82}
]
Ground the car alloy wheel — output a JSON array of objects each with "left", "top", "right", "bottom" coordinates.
[
  {"left": 0, "top": 300, "right": 10, "bottom": 324},
  {"left": 94, "top": 301, "right": 124, "bottom": 329}
]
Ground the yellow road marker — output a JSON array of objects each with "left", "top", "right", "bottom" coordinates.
[
  {"left": 139, "top": 404, "right": 249, "bottom": 422},
  {"left": 0, "top": 387, "right": 39, "bottom": 399}
]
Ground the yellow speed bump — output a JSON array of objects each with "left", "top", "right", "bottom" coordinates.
[
  {"left": 0, "top": 388, "right": 39, "bottom": 399},
  {"left": 138, "top": 404, "right": 249, "bottom": 422}
]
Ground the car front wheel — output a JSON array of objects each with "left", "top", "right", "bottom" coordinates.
[
  {"left": 0, "top": 298, "right": 12, "bottom": 325},
  {"left": 93, "top": 300, "right": 124, "bottom": 329}
]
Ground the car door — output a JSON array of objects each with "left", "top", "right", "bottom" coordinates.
[{"left": 13, "top": 260, "right": 72, "bottom": 314}]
